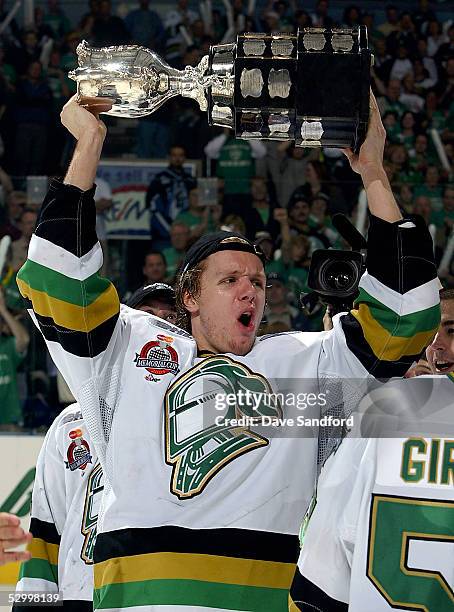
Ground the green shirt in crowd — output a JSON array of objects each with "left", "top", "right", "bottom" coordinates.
[
  {"left": 0, "top": 335, "right": 24, "bottom": 425},
  {"left": 217, "top": 138, "right": 255, "bottom": 195}
]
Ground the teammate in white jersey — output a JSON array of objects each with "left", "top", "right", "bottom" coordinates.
[
  {"left": 16, "top": 91, "right": 441, "bottom": 612},
  {"left": 14, "top": 285, "right": 176, "bottom": 610},
  {"left": 290, "top": 375, "right": 454, "bottom": 612}
]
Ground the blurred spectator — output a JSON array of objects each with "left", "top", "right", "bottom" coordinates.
[
  {"left": 437, "top": 57, "right": 454, "bottom": 111},
  {"left": 125, "top": 0, "right": 165, "bottom": 52},
  {"left": 431, "top": 185, "right": 454, "bottom": 248},
  {"left": 9, "top": 29, "right": 41, "bottom": 76},
  {"left": 205, "top": 129, "right": 266, "bottom": 200},
  {"left": 389, "top": 45, "right": 413, "bottom": 82},
  {"left": 398, "top": 111, "right": 418, "bottom": 148},
  {"left": 290, "top": 160, "right": 346, "bottom": 214},
  {"left": 423, "top": 89, "right": 446, "bottom": 132},
  {"left": 413, "top": 58, "right": 437, "bottom": 91},
  {"left": 264, "top": 272, "right": 308, "bottom": 331},
  {"left": 95, "top": 176, "right": 113, "bottom": 276},
  {"left": 1, "top": 191, "right": 27, "bottom": 241},
  {"left": 0, "top": 45, "right": 16, "bottom": 91},
  {"left": 286, "top": 197, "right": 328, "bottom": 251},
  {"left": 435, "top": 23, "right": 454, "bottom": 67},
  {"left": 282, "top": 233, "right": 312, "bottom": 303},
  {"left": 221, "top": 214, "right": 246, "bottom": 235},
  {"left": 342, "top": 5, "right": 361, "bottom": 28},
  {"left": 11, "top": 209, "right": 37, "bottom": 272},
  {"left": 413, "top": 0, "right": 436, "bottom": 35},
  {"left": 43, "top": 0, "right": 71, "bottom": 41},
  {"left": 427, "top": 19, "right": 448, "bottom": 58},
  {"left": 92, "top": 0, "right": 130, "bottom": 46},
  {"left": 162, "top": 221, "right": 190, "bottom": 283},
  {"left": 387, "top": 13, "right": 417, "bottom": 57},
  {"left": 409, "top": 133, "right": 436, "bottom": 174},
  {"left": 175, "top": 187, "right": 222, "bottom": 240},
  {"left": 13, "top": 60, "right": 52, "bottom": 176},
  {"left": 414, "top": 165, "right": 444, "bottom": 210},
  {"left": 397, "top": 183, "right": 414, "bottom": 214},
  {"left": 371, "top": 37, "right": 392, "bottom": 83},
  {"left": 0, "top": 166, "right": 13, "bottom": 206},
  {"left": 377, "top": 5, "right": 400, "bottom": 38},
  {"left": 266, "top": 141, "right": 317, "bottom": 209},
  {"left": 310, "top": 0, "right": 334, "bottom": 28},
  {"left": 0, "top": 287, "right": 29, "bottom": 430},
  {"left": 146, "top": 145, "right": 196, "bottom": 249},
  {"left": 142, "top": 251, "right": 167, "bottom": 284},
  {"left": 378, "top": 79, "right": 406, "bottom": 117},
  {"left": 164, "top": 0, "right": 198, "bottom": 65},
  {"left": 413, "top": 195, "right": 432, "bottom": 225},
  {"left": 400, "top": 72, "right": 425, "bottom": 113},
  {"left": 0, "top": 0, "right": 20, "bottom": 48},
  {"left": 416, "top": 38, "right": 438, "bottom": 86}
]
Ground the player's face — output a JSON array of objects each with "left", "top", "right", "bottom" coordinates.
[
  {"left": 185, "top": 251, "right": 266, "bottom": 356},
  {"left": 426, "top": 299, "right": 454, "bottom": 374},
  {"left": 137, "top": 298, "right": 177, "bottom": 324}
]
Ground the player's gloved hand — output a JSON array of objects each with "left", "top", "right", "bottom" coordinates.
[{"left": 0, "top": 513, "right": 32, "bottom": 566}]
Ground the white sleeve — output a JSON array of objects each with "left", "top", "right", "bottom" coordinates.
[
  {"left": 296, "top": 438, "right": 375, "bottom": 604},
  {"left": 204, "top": 134, "right": 227, "bottom": 159},
  {"left": 16, "top": 415, "right": 68, "bottom": 596},
  {"left": 249, "top": 139, "right": 267, "bottom": 159}
]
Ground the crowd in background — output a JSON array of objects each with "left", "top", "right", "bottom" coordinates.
[{"left": 0, "top": 0, "right": 452, "bottom": 429}]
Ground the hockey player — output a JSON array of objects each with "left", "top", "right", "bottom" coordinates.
[
  {"left": 14, "top": 284, "right": 176, "bottom": 609},
  {"left": 290, "top": 375, "right": 454, "bottom": 611},
  {"left": 16, "top": 92, "right": 441, "bottom": 611},
  {"left": 14, "top": 284, "right": 176, "bottom": 610}
]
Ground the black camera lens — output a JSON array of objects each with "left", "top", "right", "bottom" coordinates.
[{"left": 318, "top": 259, "right": 360, "bottom": 297}]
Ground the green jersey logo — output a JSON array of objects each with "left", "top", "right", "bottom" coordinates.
[
  {"left": 81, "top": 462, "right": 104, "bottom": 564},
  {"left": 165, "top": 356, "right": 281, "bottom": 499}
]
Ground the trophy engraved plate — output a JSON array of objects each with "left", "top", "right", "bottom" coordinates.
[
  {"left": 240, "top": 68, "right": 264, "bottom": 98},
  {"left": 243, "top": 38, "right": 266, "bottom": 56},
  {"left": 271, "top": 38, "right": 294, "bottom": 57},
  {"left": 268, "top": 69, "right": 292, "bottom": 99},
  {"left": 303, "top": 31, "right": 326, "bottom": 51},
  {"left": 301, "top": 120, "right": 324, "bottom": 141},
  {"left": 269, "top": 112, "right": 291, "bottom": 135},
  {"left": 331, "top": 33, "right": 354, "bottom": 53},
  {"left": 70, "top": 26, "right": 371, "bottom": 151}
]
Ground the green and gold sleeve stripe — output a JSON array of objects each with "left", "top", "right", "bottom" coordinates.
[
  {"left": 18, "top": 525, "right": 60, "bottom": 586},
  {"left": 94, "top": 577, "right": 291, "bottom": 611},
  {"left": 350, "top": 303, "right": 438, "bottom": 361},
  {"left": 17, "top": 273, "right": 119, "bottom": 333},
  {"left": 94, "top": 551, "right": 294, "bottom": 590},
  {"left": 93, "top": 525, "right": 299, "bottom": 611}
]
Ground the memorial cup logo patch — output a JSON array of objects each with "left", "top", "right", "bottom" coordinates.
[
  {"left": 165, "top": 356, "right": 282, "bottom": 499},
  {"left": 135, "top": 335, "right": 180, "bottom": 381},
  {"left": 65, "top": 429, "right": 92, "bottom": 471}
]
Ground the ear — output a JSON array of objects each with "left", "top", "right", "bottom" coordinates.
[{"left": 182, "top": 289, "right": 199, "bottom": 314}]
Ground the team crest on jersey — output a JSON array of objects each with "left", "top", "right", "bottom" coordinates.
[
  {"left": 165, "top": 355, "right": 282, "bottom": 499},
  {"left": 65, "top": 429, "right": 92, "bottom": 471},
  {"left": 81, "top": 462, "right": 103, "bottom": 564},
  {"left": 135, "top": 335, "right": 180, "bottom": 381}
]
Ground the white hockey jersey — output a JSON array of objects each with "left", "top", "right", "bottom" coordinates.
[
  {"left": 15, "top": 404, "right": 103, "bottom": 611},
  {"left": 17, "top": 180, "right": 440, "bottom": 611},
  {"left": 290, "top": 375, "right": 454, "bottom": 612}
]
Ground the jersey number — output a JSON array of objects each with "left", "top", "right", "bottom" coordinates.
[{"left": 367, "top": 494, "right": 454, "bottom": 612}]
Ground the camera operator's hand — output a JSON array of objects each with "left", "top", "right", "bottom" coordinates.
[
  {"left": 274, "top": 208, "right": 288, "bottom": 225},
  {"left": 342, "top": 91, "right": 385, "bottom": 177}
]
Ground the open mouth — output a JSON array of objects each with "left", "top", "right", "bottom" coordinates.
[
  {"left": 434, "top": 360, "right": 454, "bottom": 373},
  {"left": 238, "top": 312, "right": 254, "bottom": 330}
]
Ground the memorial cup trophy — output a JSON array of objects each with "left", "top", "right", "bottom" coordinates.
[{"left": 70, "top": 27, "right": 372, "bottom": 151}]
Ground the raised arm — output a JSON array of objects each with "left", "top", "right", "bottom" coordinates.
[
  {"left": 16, "top": 96, "right": 122, "bottom": 401},
  {"left": 329, "top": 92, "right": 440, "bottom": 378},
  {"left": 343, "top": 92, "right": 401, "bottom": 223}
]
